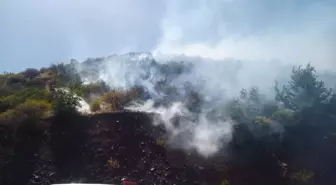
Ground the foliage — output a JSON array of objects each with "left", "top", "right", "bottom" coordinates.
[
  {"left": 15, "top": 99, "right": 52, "bottom": 119},
  {"left": 90, "top": 99, "right": 101, "bottom": 112},
  {"left": 38, "top": 70, "right": 55, "bottom": 81},
  {"left": 0, "top": 88, "right": 52, "bottom": 112},
  {"left": 271, "top": 109, "right": 295, "bottom": 124},
  {"left": 0, "top": 99, "right": 52, "bottom": 124},
  {"left": 107, "top": 158, "right": 120, "bottom": 169},
  {"left": 275, "top": 64, "right": 332, "bottom": 111},
  {"left": 23, "top": 68, "right": 40, "bottom": 79},
  {"left": 220, "top": 179, "right": 229, "bottom": 185},
  {"left": 52, "top": 89, "right": 81, "bottom": 114},
  {"left": 71, "top": 81, "right": 110, "bottom": 101},
  {"left": 25, "top": 78, "right": 45, "bottom": 88},
  {"left": 7, "top": 74, "right": 25, "bottom": 85},
  {"left": 228, "top": 87, "right": 265, "bottom": 124},
  {"left": 290, "top": 169, "right": 315, "bottom": 183},
  {"left": 101, "top": 88, "right": 140, "bottom": 112},
  {"left": 0, "top": 109, "right": 16, "bottom": 123},
  {"left": 101, "top": 90, "right": 126, "bottom": 111},
  {"left": 253, "top": 116, "right": 273, "bottom": 125},
  {"left": 39, "top": 67, "right": 49, "bottom": 73},
  {"left": 50, "top": 63, "right": 82, "bottom": 88},
  {"left": 156, "top": 138, "right": 165, "bottom": 146}
]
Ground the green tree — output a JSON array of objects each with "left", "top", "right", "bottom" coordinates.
[
  {"left": 50, "top": 63, "right": 82, "bottom": 87},
  {"left": 275, "top": 64, "right": 332, "bottom": 111}
]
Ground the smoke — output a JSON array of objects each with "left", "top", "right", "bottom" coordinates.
[
  {"left": 72, "top": 0, "right": 335, "bottom": 157},
  {"left": 126, "top": 100, "right": 233, "bottom": 157},
  {"left": 154, "top": 0, "right": 336, "bottom": 70},
  {"left": 75, "top": 52, "right": 291, "bottom": 158}
]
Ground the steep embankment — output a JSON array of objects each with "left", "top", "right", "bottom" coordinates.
[
  {"left": 2, "top": 111, "right": 336, "bottom": 185},
  {"left": 0, "top": 111, "right": 289, "bottom": 185}
]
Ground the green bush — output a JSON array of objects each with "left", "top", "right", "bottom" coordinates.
[
  {"left": 0, "top": 88, "right": 52, "bottom": 112},
  {"left": 52, "top": 89, "right": 81, "bottom": 114},
  {"left": 0, "top": 99, "right": 52, "bottom": 123},
  {"left": 16, "top": 99, "right": 52, "bottom": 119}
]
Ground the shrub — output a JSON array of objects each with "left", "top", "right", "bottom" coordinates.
[
  {"left": 253, "top": 116, "right": 273, "bottom": 125},
  {"left": 26, "top": 78, "right": 45, "bottom": 88},
  {"left": 156, "top": 138, "right": 165, "bottom": 146},
  {"left": 107, "top": 158, "right": 120, "bottom": 169},
  {"left": 272, "top": 109, "right": 295, "bottom": 124},
  {"left": 0, "top": 99, "right": 52, "bottom": 124},
  {"left": 101, "top": 90, "right": 125, "bottom": 111},
  {"left": 23, "top": 68, "right": 40, "bottom": 79},
  {"left": 70, "top": 81, "right": 111, "bottom": 102},
  {"left": 290, "top": 169, "right": 315, "bottom": 183},
  {"left": 220, "top": 179, "right": 229, "bottom": 185},
  {"left": 100, "top": 88, "right": 140, "bottom": 112},
  {"left": 90, "top": 99, "right": 101, "bottom": 112},
  {"left": 50, "top": 63, "right": 82, "bottom": 87},
  {"left": 39, "top": 67, "right": 49, "bottom": 73},
  {"left": 16, "top": 99, "right": 52, "bottom": 119},
  {"left": 52, "top": 89, "right": 81, "bottom": 114},
  {"left": 84, "top": 82, "right": 109, "bottom": 95},
  {"left": 7, "top": 74, "right": 25, "bottom": 84},
  {"left": 0, "top": 109, "right": 16, "bottom": 123},
  {"left": 0, "top": 88, "right": 52, "bottom": 111},
  {"left": 0, "top": 86, "right": 12, "bottom": 98},
  {"left": 38, "top": 71, "right": 55, "bottom": 81}
]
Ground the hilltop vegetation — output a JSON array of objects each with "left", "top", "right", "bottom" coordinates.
[
  {"left": 0, "top": 62, "right": 141, "bottom": 123},
  {"left": 0, "top": 59, "right": 336, "bottom": 184}
]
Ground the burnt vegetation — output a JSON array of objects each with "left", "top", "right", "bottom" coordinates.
[{"left": 0, "top": 60, "right": 336, "bottom": 185}]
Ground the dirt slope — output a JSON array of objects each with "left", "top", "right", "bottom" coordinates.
[{"left": 1, "top": 112, "right": 334, "bottom": 185}]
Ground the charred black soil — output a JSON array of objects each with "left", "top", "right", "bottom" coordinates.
[{"left": 1, "top": 112, "right": 336, "bottom": 185}]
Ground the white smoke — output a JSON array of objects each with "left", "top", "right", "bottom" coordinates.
[
  {"left": 126, "top": 100, "right": 233, "bottom": 158},
  {"left": 74, "top": 53, "right": 289, "bottom": 157},
  {"left": 153, "top": 0, "right": 336, "bottom": 70},
  {"left": 71, "top": 0, "right": 335, "bottom": 158}
]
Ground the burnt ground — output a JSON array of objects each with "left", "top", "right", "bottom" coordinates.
[{"left": 1, "top": 112, "right": 336, "bottom": 185}]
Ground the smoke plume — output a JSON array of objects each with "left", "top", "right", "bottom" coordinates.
[
  {"left": 72, "top": 0, "right": 336, "bottom": 158},
  {"left": 75, "top": 52, "right": 292, "bottom": 158}
]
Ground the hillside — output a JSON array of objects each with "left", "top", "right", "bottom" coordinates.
[{"left": 1, "top": 55, "right": 336, "bottom": 185}]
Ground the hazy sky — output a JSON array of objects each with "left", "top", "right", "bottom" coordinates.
[{"left": 1, "top": 0, "right": 336, "bottom": 72}]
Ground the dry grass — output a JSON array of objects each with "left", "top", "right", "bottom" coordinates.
[{"left": 100, "top": 88, "right": 141, "bottom": 112}]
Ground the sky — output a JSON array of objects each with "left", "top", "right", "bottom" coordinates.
[{"left": 1, "top": 0, "right": 336, "bottom": 72}]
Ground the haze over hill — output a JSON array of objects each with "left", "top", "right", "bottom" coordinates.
[{"left": 1, "top": 0, "right": 335, "bottom": 71}]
